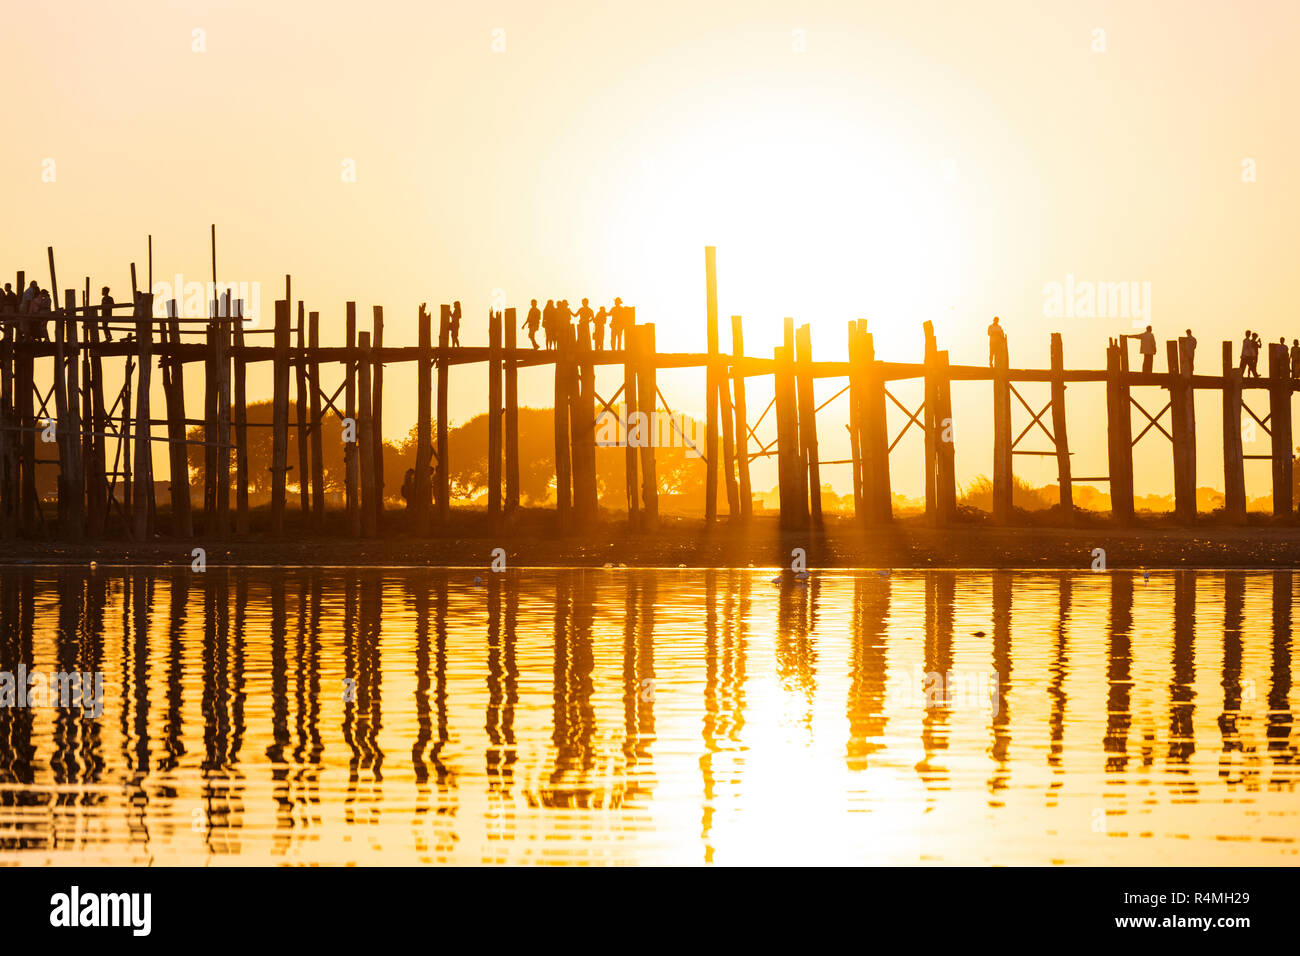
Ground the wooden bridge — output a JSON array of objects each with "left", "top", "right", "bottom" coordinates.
[{"left": 2, "top": 240, "right": 1295, "bottom": 542}]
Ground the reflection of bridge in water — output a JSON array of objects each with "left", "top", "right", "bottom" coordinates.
[{"left": 0, "top": 568, "right": 1293, "bottom": 863}]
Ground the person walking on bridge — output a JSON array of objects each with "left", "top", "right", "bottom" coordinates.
[{"left": 523, "top": 299, "right": 541, "bottom": 349}]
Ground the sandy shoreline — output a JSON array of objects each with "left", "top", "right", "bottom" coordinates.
[{"left": 1, "top": 510, "right": 1298, "bottom": 569}]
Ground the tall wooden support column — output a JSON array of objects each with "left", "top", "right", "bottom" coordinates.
[
  {"left": 848, "top": 322, "right": 864, "bottom": 516},
  {"left": 933, "top": 348, "right": 957, "bottom": 524},
  {"left": 553, "top": 320, "right": 572, "bottom": 530},
  {"left": 414, "top": 306, "right": 432, "bottom": 535},
  {"left": 1, "top": 309, "right": 14, "bottom": 537},
  {"left": 436, "top": 304, "right": 450, "bottom": 523},
  {"left": 504, "top": 306, "right": 520, "bottom": 516},
  {"left": 773, "top": 343, "right": 801, "bottom": 529},
  {"left": 922, "top": 322, "right": 937, "bottom": 518},
  {"left": 1168, "top": 339, "right": 1196, "bottom": 524},
  {"left": 704, "top": 245, "right": 720, "bottom": 522},
  {"left": 85, "top": 293, "right": 108, "bottom": 536},
  {"left": 53, "top": 300, "right": 70, "bottom": 528},
  {"left": 1268, "top": 342, "right": 1293, "bottom": 515},
  {"left": 163, "top": 304, "right": 192, "bottom": 536},
  {"left": 991, "top": 334, "right": 1012, "bottom": 523},
  {"left": 371, "top": 306, "right": 385, "bottom": 527},
  {"left": 358, "top": 331, "right": 377, "bottom": 537},
  {"left": 295, "top": 302, "right": 310, "bottom": 518},
  {"left": 214, "top": 293, "right": 231, "bottom": 538},
  {"left": 622, "top": 313, "right": 640, "bottom": 524},
  {"left": 1105, "top": 342, "right": 1135, "bottom": 522},
  {"left": 17, "top": 295, "right": 36, "bottom": 532},
  {"left": 862, "top": 327, "right": 891, "bottom": 522},
  {"left": 636, "top": 323, "right": 658, "bottom": 529},
  {"left": 58, "top": 291, "right": 84, "bottom": 538},
  {"left": 1221, "top": 342, "right": 1246, "bottom": 522},
  {"left": 345, "top": 302, "right": 360, "bottom": 536},
  {"left": 731, "top": 315, "right": 751, "bottom": 519},
  {"left": 795, "top": 324, "right": 822, "bottom": 527},
  {"left": 270, "top": 299, "right": 290, "bottom": 535},
  {"left": 132, "top": 293, "right": 156, "bottom": 540},
  {"left": 565, "top": 324, "right": 585, "bottom": 524},
  {"left": 487, "top": 310, "right": 503, "bottom": 524},
  {"left": 308, "top": 311, "right": 324, "bottom": 530},
  {"left": 1049, "top": 333, "right": 1073, "bottom": 521},
  {"left": 574, "top": 321, "right": 598, "bottom": 525},
  {"left": 233, "top": 300, "right": 249, "bottom": 534}
]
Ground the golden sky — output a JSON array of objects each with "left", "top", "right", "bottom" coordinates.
[{"left": 4, "top": 0, "right": 1297, "bottom": 499}]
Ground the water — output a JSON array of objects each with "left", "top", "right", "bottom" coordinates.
[{"left": 0, "top": 567, "right": 1294, "bottom": 866}]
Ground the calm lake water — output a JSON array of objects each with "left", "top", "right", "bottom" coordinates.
[{"left": 0, "top": 566, "right": 1294, "bottom": 866}]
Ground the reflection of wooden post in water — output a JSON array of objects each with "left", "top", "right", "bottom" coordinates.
[
  {"left": 990, "top": 571, "right": 1012, "bottom": 771},
  {"left": 731, "top": 315, "right": 751, "bottom": 519},
  {"left": 1268, "top": 570, "right": 1293, "bottom": 770},
  {"left": 1169, "top": 570, "right": 1196, "bottom": 763},
  {"left": 1104, "top": 573, "right": 1134, "bottom": 771}
]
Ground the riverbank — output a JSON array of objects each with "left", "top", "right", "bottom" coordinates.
[{"left": 1, "top": 508, "right": 1298, "bottom": 569}]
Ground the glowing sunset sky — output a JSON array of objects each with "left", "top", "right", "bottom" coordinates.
[{"left": 4, "top": 0, "right": 1297, "bottom": 500}]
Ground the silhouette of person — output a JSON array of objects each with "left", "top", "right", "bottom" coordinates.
[
  {"left": 1128, "top": 324, "right": 1156, "bottom": 374},
  {"left": 1183, "top": 328, "right": 1196, "bottom": 372},
  {"left": 1240, "top": 331, "right": 1254, "bottom": 375},
  {"left": 543, "top": 299, "right": 556, "bottom": 349},
  {"left": 0, "top": 283, "right": 14, "bottom": 314},
  {"left": 19, "top": 280, "right": 38, "bottom": 314},
  {"left": 610, "top": 297, "right": 625, "bottom": 350},
  {"left": 1248, "top": 332, "right": 1261, "bottom": 377},
  {"left": 987, "top": 315, "right": 1006, "bottom": 366},
  {"left": 449, "top": 301, "right": 462, "bottom": 347},
  {"left": 524, "top": 299, "right": 542, "bottom": 349},
  {"left": 576, "top": 298, "right": 593, "bottom": 348},
  {"left": 1291, "top": 339, "right": 1300, "bottom": 379},
  {"left": 401, "top": 467, "right": 415, "bottom": 508},
  {"left": 594, "top": 306, "right": 607, "bottom": 351}
]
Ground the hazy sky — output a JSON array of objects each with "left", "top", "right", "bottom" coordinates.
[{"left": 4, "top": 0, "right": 1296, "bottom": 499}]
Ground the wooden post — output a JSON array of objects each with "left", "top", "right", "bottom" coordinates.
[
  {"left": 371, "top": 305, "right": 384, "bottom": 527},
  {"left": 1049, "top": 333, "right": 1073, "bottom": 522},
  {"left": 436, "top": 304, "right": 450, "bottom": 523},
  {"left": 1268, "top": 342, "right": 1293, "bottom": 516},
  {"left": 164, "top": 304, "right": 193, "bottom": 536},
  {"left": 17, "top": 287, "right": 35, "bottom": 532},
  {"left": 623, "top": 311, "right": 640, "bottom": 524},
  {"left": 203, "top": 318, "right": 217, "bottom": 522},
  {"left": 358, "top": 331, "right": 377, "bottom": 537},
  {"left": 414, "top": 305, "right": 432, "bottom": 535},
  {"left": 991, "top": 332, "right": 1012, "bottom": 523},
  {"left": 773, "top": 343, "right": 800, "bottom": 529},
  {"left": 270, "top": 299, "right": 290, "bottom": 535},
  {"left": 86, "top": 290, "right": 108, "bottom": 536},
  {"left": 308, "top": 311, "right": 324, "bottom": 530},
  {"left": 718, "top": 337, "right": 739, "bottom": 519},
  {"left": 731, "top": 315, "right": 751, "bottom": 519},
  {"left": 553, "top": 320, "right": 572, "bottom": 530},
  {"left": 296, "top": 301, "right": 310, "bottom": 517},
  {"left": 922, "top": 322, "right": 937, "bottom": 519},
  {"left": 861, "top": 327, "right": 892, "bottom": 523},
  {"left": 504, "top": 306, "right": 519, "bottom": 516},
  {"left": 1106, "top": 342, "right": 1135, "bottom": 522},
  {"left": 488, "top": 310, "right": 503, "bottom": 524},
  {"left": 0, "top": 304, "right": 12, "bottom": 538},
  {"left": 575, "top": 321, "right": 598, "bottom": 524},
  {"left": 1168, "top": 339, "right": 1196, "bottom": 523},
  {"left": 795, "top": 324, "right": 822, "bottom": 527},
  {"left": 636, "top": 323, "right": 658, "bottom": 529},
  {"left": 233, "top": 299, "right": 249, "bottom": 534},
  {"left": 566, "top": 324, "right": 588, "bottom": 525},
  {"left": 120, "top": 358, "right": 133, "bottom": 532},
  {"left": 132, "top": 293, "right": 155, "bottom": 540},
  {"left": 1221, "top": 341, "right": 1246, "bottom": 522},
  {"left": 848, "top": 322, "right": 864, "bottom": 517},
  {"left": 215, "top": 291, "right": 231, "bottom": 538},
  {"left": 933, "top": 348, "right": 957, "bottom": 524},
  {"left": 704, "top": 245, "right": 720, "bottom": 523},
  {"left": 345, "top": 302, "right": 360, "bottom": 536}
]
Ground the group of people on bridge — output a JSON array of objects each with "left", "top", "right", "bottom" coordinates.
[
  {"left": 0, "top": 280, "right": 54, "bottom": 340},
  {"left": 521, "top": 297, "right": 633, "bottom": 352}
]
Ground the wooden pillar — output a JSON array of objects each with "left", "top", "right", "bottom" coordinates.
[
  {"left": 345, "top": 302, "right": 360, "bottom": 536},
  {"left": 1, "top": 311, "right": 13, "bottom": 538},
  {"left": 848, "top": 322, "right": 864, "bottom": 517},
  {"left": 120, "top": 358, "right": 133, "bottom": 532},
  {"left": 132, "top": 293, "right": 155, "bottom": 540},
  {"left": 565, "top": 324, "right": 588, "bottom": 525},
  {"left": 704, "top": 245, "right": 720, "bottom": 523},
  {"left": 773, "top": 343, "right": 800, "bottom": 529},
  {"left": 862, "top": 327, "right": 892, "bottom": 523},
  {"left": 295, "top": 301, "right": 310, "bottom": 517},
  {"left": 718, "top": 337, "right": 739, "bottom": 519},
  {"left": 1268, "top": 342, "right": 1293, "bottom": 515},
  {"left": 164, "top": 305, "right": 192, "bottom": 536},
  {"left": 214, "top": 292, "right": 231, "bottom": 538},
  {"left": 553, "top": 321, "right": 572, "bottom": 530},
  {"left": 1221, "top": 341, "right": 1246, "bottom": 522},
  {"left": 371, "top": 306, "right": 384, "bottom": 527},
  {"left": 1049, "top": 333, "right": 1073, "bottom": 522},
  {"left": 922, "top": 322, "right": 937, "bottom": 519},
  {"left": 488, "top": 310, "right": 503, "bottom": 524},
  {"left": 991, "top": 333, "right": 1012, "bottom": 523},
  {"left": 270, "top": 299, "right": 290, "bottom": 535},
  {"left": 623, "top": 312, "right": 640, "bottom": 524},
  {"left": 1168, "top": 339, "right": 1196, "bottom": 524},
  {"left": 504, "top": 306, "right": 520, "bottom": 516},
  {"left": 436, "top": 304, "right": 450, "bottom": 523},
  {"left": 65, "top": 295, "right": 84, "bottom": 540},
  {"left": 358, "top": 331, "right": 377, "bottom": 537},
  {"left": 731, "top": 315, "right": 751, "bottom": 519},
  {"left": 1106, "top": 342, "right": 1135, "bottom": 522},
  {"left": 17, "top": 300, "right": 36, "bottom": 532},
  {"left": 934, "top": 348, "right": 957, "bottom": 524},
  {"left": 414, "top": 305, "right": 432, "bottom": 534},
  {"left": 308, "top": 311, "right": 324, "bottom": 531},
  {"left": 233, "top": 299, "right": 249, "bottom": 534},
  {"left": 795, "top": 324, "right": 821, "bottom": 527},
  {"left": 203, "top": 320, "right": 217, "bottom": 522},
  {"left": 636, "top": 323, "right": 658, "bottom": 529},
  {"left": 86, "top": 293, "right": 108, "bottom": 536}
]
